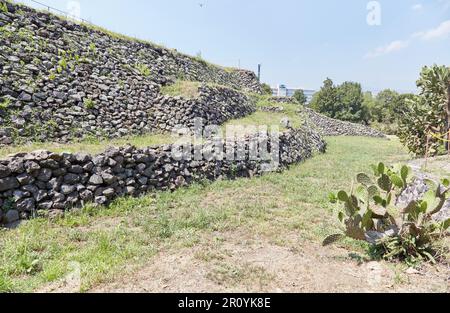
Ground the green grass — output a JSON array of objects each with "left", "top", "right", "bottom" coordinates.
[
  {"left": 160, "top": 80, "right": 201, "bottom": 99},
  {"left": 0, "top": 136, "right": 409, "bottom": 292},
  {"left": 0, "top": 133, "right": 173, "bottom": 158},
  {"left": 223, "top": 95, "right": 304, "bottom": 132}
]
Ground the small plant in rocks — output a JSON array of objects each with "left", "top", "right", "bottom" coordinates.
[
  {"left": 0, "top": 2, "right": 8, "bottom": 13},
  {"left": 83, "top": 98, "right": 96, "bottom": 109},
  {"left": 0, "top": 97, "right": 11, "bottom": 110},
  {"left": 325, "top": 162, "right": 450, "bottom": 266},
  {"left": 135, "top": 63, "right": 151, "bottom": 77}
]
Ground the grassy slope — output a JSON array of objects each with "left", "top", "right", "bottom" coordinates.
[{"left": 0, "top": 136, "right": 409, "bottom": 292}]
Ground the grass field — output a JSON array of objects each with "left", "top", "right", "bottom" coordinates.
[{"left": 0, "top": 136, "right": 418, "bottom": 293}]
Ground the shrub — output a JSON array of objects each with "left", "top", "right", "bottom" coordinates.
[
  {"left": 260, "top": 83, "right": 273, "bottom": 96},
  {"left": 397, "top": 65, "right": 450, "bottom": 156},
  {"left": 325, "top": 162, "right": 449, "bottom": 266}
]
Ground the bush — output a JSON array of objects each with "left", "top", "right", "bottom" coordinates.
[
  {"left": 370, "top": 121, "right": 398, "bottom": 136},
  {"left": 397, "top": 65, "right": 450, "bottom": 156},
  {"left": 325, "top": 162, "right": 449, "bottom": 266},
  {"left": 260, "top": 83, "right": 273, "bottom": 96}
]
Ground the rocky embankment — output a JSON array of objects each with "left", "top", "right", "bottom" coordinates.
[
  {"left": 302, "top": 107, "right": 386, "bottom": 138},
  {"left": 0, "top": 127, "right": 326, "bottom": 225},
  {"left": 150, "top": 84, "right": 256, "bottom": 132},
  {"left": 0, "top": 1, "right": 261, "bottom": 145}
]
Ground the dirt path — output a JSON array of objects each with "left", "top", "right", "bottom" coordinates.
[{"left": 90, "top": 231, "right": 449, "bottom": 293}]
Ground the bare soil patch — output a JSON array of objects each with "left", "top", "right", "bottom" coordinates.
[{"left": 91, "top": 230, "right": 449, "bottom": 293}]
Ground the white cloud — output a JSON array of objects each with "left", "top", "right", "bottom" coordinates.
[
  {"left": 364, "top": 40, "right": 410, "bottom": 59},
  {"left": 411, "top": 3, "right": 423, "bottom": 10},
  {"left": 365, "top": 19, "right": 450, "bottom": 58},
  {"left": 415, "top": 20, "right": 450, "bottom": 40}
]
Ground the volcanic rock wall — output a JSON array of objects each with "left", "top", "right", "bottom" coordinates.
[
  {"left": 150, "top": 85, "right": 256, "bottom": 133},
  {"left": 0, "top": 1, "right": 261, "bottom": 145},
  {"left": 0, "top": 127, "right": 326, "bottom": 225},
  {"left": 302, "top": 107, "right": 386, "bottom": 138}
]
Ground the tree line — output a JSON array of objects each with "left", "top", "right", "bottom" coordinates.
[
  {"left": 261, "top": 64, "right": 450, "bottom": 157},
  {"left": 309, "top": 65, "right": 450, "bottom": 156},
  {"left": 309, "top": 78, "right": 414, "bottom": 134}
]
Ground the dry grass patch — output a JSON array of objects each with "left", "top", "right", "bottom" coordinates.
[{"left": 160, "top": 80, "right": 201, "bottom": 99}]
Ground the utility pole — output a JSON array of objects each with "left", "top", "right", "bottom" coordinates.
[{"left": 257, "top": 64, "right": 261, "bottom": 82}]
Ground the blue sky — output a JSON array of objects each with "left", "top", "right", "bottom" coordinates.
[{"left": 18, "top": 0, "right": 450, "bottom": 93}]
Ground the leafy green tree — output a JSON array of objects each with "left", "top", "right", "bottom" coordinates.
[
  {"left": 335, "top": 82, "right": 369, "bottom": 124},
  {"left": 311, "top": 78, "right": 369, "bottom": 124},
  {"left": 293, "top": 89, "right": 308, "bottom": 105},
  {"left": 398, "top": 65, "right": 450, "bottom": 156},
  {"left": 417, "top": 65, "right": 450, "bottom": 150},
  {"left": 293, "top": 90, "right": 308, "bottom": 105},
  {"left": 310, "top": 78, "right": 338, "bottom": 118},
  {"left": 372, "top": 89, "right": 399, "bottom": 123}
]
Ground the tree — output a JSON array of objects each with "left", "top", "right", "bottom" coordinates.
[
  {"left": 293, "top": 89, "right": 307, "bottom": 105},
  {"left": 416, "top": 65, "right": 450, "bottom": 151},
  {"left": 397, "top": 65, "right": 450, "bottom": 156},
  {"left": 311, "top": 78, "right": 369, "bottom": 124},
  {"left": 310, "top": 78, "right": 338, "bottom": 118},
  {"left": 260, "top": 83, "right": 273, "bottom": 96},
  {"left": 335, "top": 81, "right": 369, "bottom": 124},
  {"left": 373, "top": 89, "right": 399, "bottom": 123}
]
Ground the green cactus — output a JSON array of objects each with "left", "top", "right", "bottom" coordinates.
[
  {"left": 357, "top": 173, "right": 372, "bottom": 186},
  {"left": 324, "top": 162, "right": 450, "bottom": 266}
]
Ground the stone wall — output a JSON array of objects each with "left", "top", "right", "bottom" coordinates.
[
  {"left": 0, "top": 127, "right": 326, "bottom": 225},
  {"left": 150, "top": 85, "right": 256, "bottom": 133},
  {"left": 270, "top": 97, "right": 299, "bottom": 104},
  {"left": 0, "top": 1, "right": 261, "bottom": 145},
  {"left": 258, "top": 106, "right": 285, "bottom": 113},
  {"left": 302, "top": 108, "right": 386, "bottom": 138}
]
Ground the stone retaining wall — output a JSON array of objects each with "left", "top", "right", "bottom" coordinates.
[
  {"left": 150, "top": 85, "right": 256, "bottom": 132},
  {"left": 270, "top": 97, "right": 299, "bottom": 104},
  {"left": 0, "top": 1, "right": 261, "bottom": 145},
  {"left": 258, "top": 106, "right": 285, "bottom": 113},
  {"left": 0, "top": 127, "right": 326, "bottom": 225},
  {"left": 302, "top": 107, "right": 386, "bottom": 138}
]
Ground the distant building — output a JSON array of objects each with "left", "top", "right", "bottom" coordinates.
[{"left": 271, "top": 84, "right": 316, "bottom": 104}]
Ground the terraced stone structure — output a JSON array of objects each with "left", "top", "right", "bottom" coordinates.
[
  {"left": 0, "top": 127, "right": 326, "bottom": 225},
  {"left": 150, "top": 84, "right": 256, "bottom": 132},
  {"left": 301, "top": 108, "right": 386, "bottom": 138},
  {"left": 0, "top": 1, "right": 261, "bottom": 145}
]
